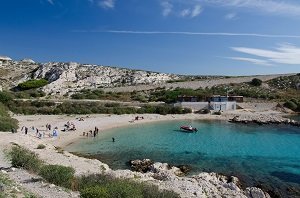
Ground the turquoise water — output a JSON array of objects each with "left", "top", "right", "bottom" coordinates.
[{"left": 66, "top": 120, "right": 300, "bottom": 197}]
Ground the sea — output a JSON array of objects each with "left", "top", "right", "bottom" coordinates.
[{"left": 65, "top": 120, "right": 300, "bottom": 197}]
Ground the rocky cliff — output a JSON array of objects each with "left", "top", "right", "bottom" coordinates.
[{"left": 0, "top": 59, "right": 180, "bottom": 95}]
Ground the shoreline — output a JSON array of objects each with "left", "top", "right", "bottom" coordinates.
[{"left": 0, "top": 110, "right": 294, "bottom": 197}]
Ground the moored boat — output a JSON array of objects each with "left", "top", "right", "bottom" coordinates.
[{"left": 180, "top": 125, "right": 198, "bottom": 132}]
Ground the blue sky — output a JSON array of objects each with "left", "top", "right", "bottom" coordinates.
[{"left": 1, "top": 0, "right": 300, "bottom": 75}]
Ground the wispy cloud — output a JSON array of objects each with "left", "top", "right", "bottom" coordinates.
[
  {"left": 228, "top": 57, "right": 272, "bottom": 66},
  {"left": 47, "top": 0, "right": 54, "bottom": 5},
  {"left": 225, "top": 12, "right": 237, "bottom": 20},
  {"left": 77, "top": 30, "right": 300, "bottom": 38},
  {"left": 205, "top": 0, "right": 300, "bottom": 17},
  {"left": 191, "top": 5, "right": 202, "bottom": 17},
  {"left": 161, "top": 1, "right": 173, "bottom": 16},
  {"left": 231, "top": 44, "right": 300, "bottom": 65},
  {"left": 161, "top": 1, "right": 202, "bottom": 18},
  {"left": 180, "top": 9, "right": 191, "bottom": 17},
  {"left": 98, "top": 0, "right": 115, "bottom": 9}
]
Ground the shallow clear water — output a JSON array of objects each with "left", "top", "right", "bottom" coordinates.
[{"left": 66, "top": 120, "right": 300, "bottom": 196}]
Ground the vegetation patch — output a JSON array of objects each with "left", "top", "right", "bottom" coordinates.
[
  {"left": 8, "top": 145, "right": 43, "bottom": 172},
  {"left": 8, "top": 146, "right": 179, "bottom": 197},
  {"left": 0, "top": 101, "right": 18, "bottom": 132},
  {"left": 250, "top": 78, "right": 262, "bottom": 86},
  {"left": 76, "top": 174, "right": 180, "bottom": 198},
  {"left": 36, "top": 144, "right": 46, "bottom": 149},
  {"left": 284, "top": 99, "right": 300, "bottom": 112},
  {"left": 268, "top": 74, "right": 300, "bottom": 90},
  {"left": 39, "top": 165, "right": 75, "bottom": 188},
  {"left": 7, "top": 100, "right": 192, "bottom": 115},
  {"left": 17, "top": 79, "right": 48, "bottom": 90}
]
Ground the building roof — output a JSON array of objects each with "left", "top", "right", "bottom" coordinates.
[
  {"left": 0, "top": 56, "right": 12, "bottom": 61},
  {"left": 21, "top": 58, "right": 35, "bottom": 63}
]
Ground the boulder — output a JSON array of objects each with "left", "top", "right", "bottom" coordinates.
[
  {"left": 246, "top": 187, "right": 271, "bottom": 198},
  {"left": 130, "top": 159, "right": 153, "bottom": 173}
]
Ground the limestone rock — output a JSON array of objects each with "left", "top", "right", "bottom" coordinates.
[{"left": 246, "top": 187, "right": 271, "bottom": 198}]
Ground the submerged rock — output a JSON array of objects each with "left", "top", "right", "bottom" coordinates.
[
  {"left": 130, "top": 159, "right": 154, "bottom": 173},
  {"left": 177, "top": 165, "right": 191, "bottom": 175}
]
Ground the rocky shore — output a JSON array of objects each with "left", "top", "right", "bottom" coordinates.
[{"left": 229, "top": 114, "right": 300, "bottom": 127}]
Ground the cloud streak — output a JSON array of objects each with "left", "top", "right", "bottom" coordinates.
[
  {"left": 76, "top": 30, "right": 300, "bottom": 38},
  {"left": 98, "top": 0, "right": 115, "bottom": 9},
  {"left": 228, "top": 57, "right": 273, "bottom": 66},
  {"left": 204, "top": 0, "right": 300, "bottom": 17},
  {"left": 47, "top": 0, "right": 54, "bottom": 5},
  {"left": 231, "top": 44, "right": 300, "bottom": 65}
]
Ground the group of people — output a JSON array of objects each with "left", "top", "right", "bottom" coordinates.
[
  {"left": 20, "top": 125, "right": 59, "bottom": 139},
  {"left": 63, "top": 121, "right": 76, "bottom": 131},
  {"left": 83, "top": 126, "right": 99, "bottom": 137}
]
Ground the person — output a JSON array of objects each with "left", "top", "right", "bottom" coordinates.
[
  {"left": 25, "top": 127, "right": 28, "bottom": 135},
  {"left": 52, "top": 128, "right": 58, "bottom": 137},
  {"left": 112, "top": 137, "right": 115, "bottom": 142},
  {"left": 189, "top": 126, "right": 192, "bottom": 130}
]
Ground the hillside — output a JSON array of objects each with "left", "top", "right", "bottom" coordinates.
[
  {"left": 0, "top": 57, "right": 297, "bottom": 97},
  {"left": 0, "top": 59, "right": 180, "bottom": 95}
]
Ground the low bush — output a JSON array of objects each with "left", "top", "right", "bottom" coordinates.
[
  {"left": 80, "top": 186, "right": 109, "bottom": 198},
  {"left": 284, "top": 100, "right": 297, "bottom": 111},
  {"left": 18, "top": 79, "right": 48, "bottom": 90},
  {"left": 76, "top": 174, "right": 180, "bottom": 198},
  {"left": 0, "top": 91, "right": 13, "bottom": 105},
  {"left": 9, "top": 146, "right": 43, "bottom": 172},
  {"left": 0, "top": 102, "right": 18, "bottom": 132},
  {"left": 39, "top": 165, "right": 75, "bottom": 188},
  {"left": 0, "top": 116, "right": 18, "bottom": 132},
  {"left": 36, "top": 144, "right": 46, "bottom": 149},
  {"left": 250, "top": 78, "right": 262, "bottom": 86}
]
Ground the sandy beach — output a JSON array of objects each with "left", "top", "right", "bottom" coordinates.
[{"left": 0, "top": 110, "right": 287, "bottom": 197}]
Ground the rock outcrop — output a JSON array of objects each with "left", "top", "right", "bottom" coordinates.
[
  {"left": 0, "top": 60, "right": 180, "bottom": 95},
  {"left": 229, "top": 115, "right": 300, "bottom": 127},
  {"left": 113, "top": 159, "right": 271, "bottom": 198}
]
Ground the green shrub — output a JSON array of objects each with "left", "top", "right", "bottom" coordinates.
[
  {"left": 77, "top": 174, "right": 179, "bottom": 198},
  {"left": 39, "top": 165, "right": 75, "bottom": 188},
  {"left": 37, "top": 144, "right": 46, "bottom": 149},
  {"left": 80, "top": 186, "right": 109, "bottom": 198},
  {"left": 0, "top": 91, "right": 13, "bottom": 105},
  {"left": 9, "top": 146, "right": 43, "bottom": 172},
  {"left": 250, "top": 78, "right": 262, "bottom": 86},
  {"left": 0, "top": 116, "right": 18, "bottom": 132},
  {"left": 18, "top": 79, "right": 48, "bottom": 90},
  {"left": 284, "top": 100, "right": 298, "bottom": 111}
]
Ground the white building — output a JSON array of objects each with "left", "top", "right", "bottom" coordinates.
[
  {"left": 0, "top": 56, "right": 12, "bottom": 67},
  {"left": 174, "top": 95, "right": 239, "bottom": 112}
]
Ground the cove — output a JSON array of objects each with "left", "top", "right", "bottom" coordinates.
[{"left": 65, "top": 120, "right": 300, "bottom": 197}]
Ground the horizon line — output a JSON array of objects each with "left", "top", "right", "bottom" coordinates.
[{"left": 73, "top": 30, "right": 300, "bottom": 38}]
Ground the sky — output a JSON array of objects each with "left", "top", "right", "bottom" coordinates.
[{"left": 0, "top": 0, "right": 300, "bottom": 75}]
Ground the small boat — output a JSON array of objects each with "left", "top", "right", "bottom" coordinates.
[{"left": 180, "top": 125, "right": 198, "bottom": 132}]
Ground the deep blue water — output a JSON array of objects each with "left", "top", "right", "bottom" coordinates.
[{"left": 65, "top": 120, "right": 300, "bottom": 197}]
